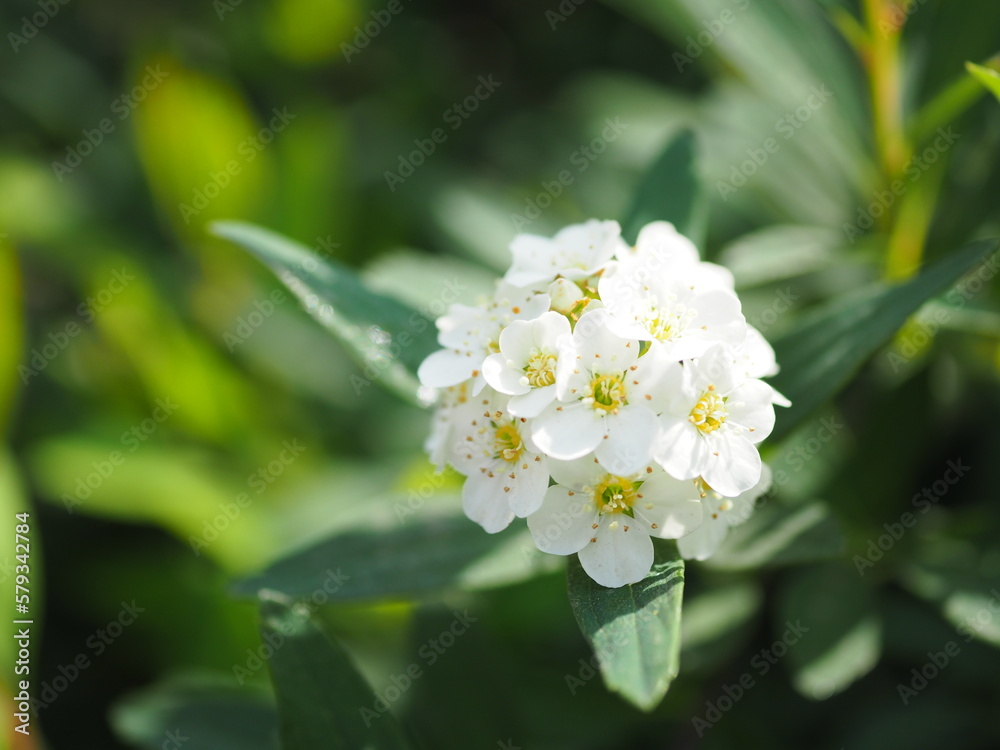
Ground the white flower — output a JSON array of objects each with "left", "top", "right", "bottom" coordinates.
[
  {"left": 417, "top": 282, "right": 550, "bottom": 394},
  {"left": 504, "top": 219, "right": 626, "bottom": 288},
  {"left": 677, "top": 465, "right": 772, "bottom": 561},
  {"left": 599, "top": 272, "right": 745, "bottom": 360},
  {"left": 481, "top": 311, "right": 571, "bottom": 417},
  {"left": 599, "top": 226, "right": 746, "bottom": 360},
  {"left": 526, "top": 456, "right": 703, "bottom": 587},
  {"left": 449, "top": 390, "right": 550, "bottom": 533},
  {"left": 612, "top": 221, "right": 736, "bottom": 292},
  {"left": 424, "top": 381, "right": 473, "bottom": 470},
  {"left": 729, "top": 325, "right": 792, "bottom": 407},
  {"left": 417, "top": 217, "right": 791, "bottom": 588},
  {"left": 531, "top": 308, "right": 662, "bottom": 475},
  {"left": 652, "top": 345, "right": 775, "bottom": 497}
]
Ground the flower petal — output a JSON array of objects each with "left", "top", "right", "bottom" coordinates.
[
  {"left": 702, "top": 433, "right": 762, "bottom": 497},
  {"left": 531, "top": 403, "right": 604, "bottom": 460},
  {"left": 508, "top": 385, "right": 557, "bottom": 418},
  {"left": 462, "top": 471, "right": 517, "bottom": 533},
  {"left": 497, "top": 318, "right": 537, "bottom": 366},
  {"left": 565, "top": 308, "right": 639, "bottom": 377},
  {"left": 689, "top": 344, "right": 739, "bottom": 395},
  {"left": 655, "top": 416, "right": 710, "bottom": 480},
  {"left": 577, "top": 515, "right": 654, "bottom": 587},
  {"left": 418, "top": 348, "right": 479, "bottom": 388},
  {"left": 595, "top": 405, "right": 658, "bottom": 475},
  {"left": 691, "top": 289, "right": 746, "bottom": 345},
  {"left": 768, "top": 384, "right": 792, "bottom": 408},
  {"left": 482, "top": 353, "right": 529, "bottom": 396},
  {"left": 725, "top": 380, "right": 777, "bottom": 443},
  {"left": 505, "top": 456, "right": 550, "bottom": 517},
  {"left": 547, "top": 455, "right": 605, "bottom": 490},
  {"left": 632, "top": 485, "right": 704, "bottom": 540},
  {"left": 677, "top": 512, "right": 730, "bottom": 561},
  {"left": 634, "top": 221, "right": 700, "bottom": 266},
  {"left": 527, "top": 485, "right": 597, "bottom": 554}
]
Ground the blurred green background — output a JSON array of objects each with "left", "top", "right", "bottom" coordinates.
[{"left": 2, "top": 0, "right": 1000, "bottom": 748}]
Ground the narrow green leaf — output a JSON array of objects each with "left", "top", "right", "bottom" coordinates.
[
  {"left": 111, "top": 680, "right": 279, "bottom": 750},
  {"left": 260, "top": 594, "right": 414, "bottom": 750},
  {"left": 621, "top": 129, "right": 706, "bottom": 246},
  {"left": 232, "top": 510, "right": 560, "bottom": 600},
  {"left": 704, "top": 501, "right": 844, "bottom": 571},
  {"left": 909, "top": 65, "right": 988, "bottom": 145},
  {"left": 566, "top": 541, "right": 685, "bottom": 711},
  {"left": 966, "top": 60, "right": 1000, "bottom": 104},
  {"left": 768, "top": 238, "right": 1000, "bottom": 442},
  {"left": 775, "top": 562, "right": 882, "bottom": 700},
  {"left": 210, "top": 221, "right": 437, "bottom": 399}
]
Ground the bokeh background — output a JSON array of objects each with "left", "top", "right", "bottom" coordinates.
[{"left": 2, "top": 0, "right": 1000, "bottom": 748}]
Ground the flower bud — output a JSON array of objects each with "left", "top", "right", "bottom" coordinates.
[{"left": 547, "top": 278, "right": 585, "bottom": 314}]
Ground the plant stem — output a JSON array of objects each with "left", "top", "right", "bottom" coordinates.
[{"left": 863, "top": 0, "right": 909, "bottom": 185}]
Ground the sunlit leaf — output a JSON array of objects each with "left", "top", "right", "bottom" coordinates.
[
  {"left": 263, "top": 0, "right": 362, "bottom": 63},
  {"left": 965, "top": 61, "right": 1000, "bottom": 104},
  {"left": 28, "top": 440, "right": 274, "bottom": 571},
  {"left": 768, "top": 238, "right": 1000, "bottom": 441},
  {"left": 211, "top": 221, "right": 436, "bottom": 401},
  {"left": 566, "top": 541, "right": 685, "bottom": 711},
  {"left": 133, "top": 60, "right": 270, "bottom": 232}
]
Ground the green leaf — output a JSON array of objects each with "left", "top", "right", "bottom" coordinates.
[
  {"left": 111, "top": 679, "right": 279, "bottom": 750},
  {"left": 768, "top": 238, "right": 1000, "bottom": 442},
  {"left": 210, "top": 220, "right": 437, "bottom": 400},
  {"left": 232, "top": 510, "right": 560, "bottom": 601},
  {"left": 260, "top": 593, "right": 414, "bottom": 750},
  {"left": 902, "top": 538, "right": 1000, "bottom": 649},
  {"left": 775, "top": 562, "right": 882, "bottom": 700},
  {"left": 680, "top": 580, "right": 762, "bottom": 674},
  {"left": 621, "top": 129, "right": 706, "bottom": 246},
  {"left": 717, "top": 225, "right": 841, "bottom": 288},
  {"left": 566, "top": 541, "right": 685, "bottom": 711},
  {"left": 909, "top": 65, "right": 989, "bottom": 145},
  {"left": 704, "top": 501, "right": 844, "bottom": 571},
  {"left": 966, "top": 61, "right": 1000, "bottom": 104}
]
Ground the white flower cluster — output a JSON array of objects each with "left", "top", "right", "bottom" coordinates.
[{"left": 418, "top": 220, "right": 788, "bottom": 588}]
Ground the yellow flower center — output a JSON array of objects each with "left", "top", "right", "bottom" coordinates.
[
  {"left": 593, "top": 475, "right": 640, "bottom": 515},
  {"left": 493, "top": 423, "right": 524, "bottom": 462},
  {"left": 636, "top": 295, "right": 695, "bottom": 342},
  {"left": 524, "top": 347, "right": 557, "bottom": 388},
  {"left": 689, "top": 387, "right": 727, "bottom": 433},
  {"left": 647, "top": 317, "right": 675, "bottom": 341},
  {"left": 588, "top": 374, "right": 627, "bottom": 413}
]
